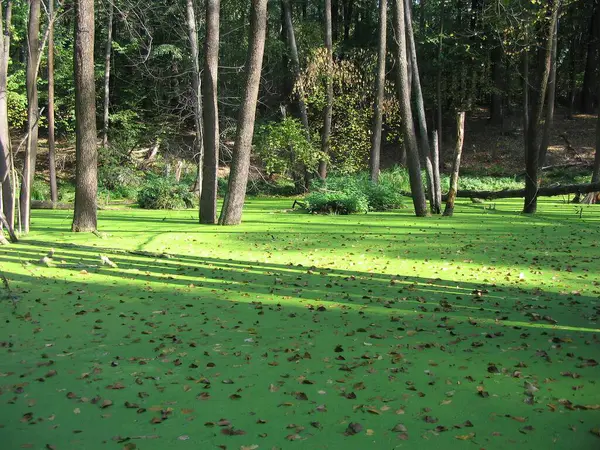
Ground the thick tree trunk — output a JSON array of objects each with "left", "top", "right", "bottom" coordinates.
[
  {"left": 369, "top": 0, "right": 386, "bottom": 183},
  {"left": 392, "top": 0, "right": 427, "bottom": 216},
  {"left": 102, "top": 0, "right": 114, "bottom": 148},
  {"left": 489, "top": 44, "right": 503, "bottom": 124},
  {"left": 582, "top": 2, "right": 599, "bottom": 114},
  {"left": 72, "top": 0, "right": 98, "bottom": 232},
  {"left": 524, "top": 2, "right": 558, "bottom": 214},
  {"left": 0, "top": 1, "right": 14, "bottom": 230},
  {"left": 200, "top": 0, "right": 220, "bottom": 224},
  {"left": 583, "top": 101, "right": 600, "bottom": 203},
  {"left": 47, "top": 0, "right": 58, "bottom": 204},
  {"left": 319, "top": 0, "right": 333, "bottom": 179},
  {"left": 404, "top": 0, "right": 437, "bottom": 213},
  {"left": 186, "top": 0, "right": 204, "bottom": 205},
  {"left": 282, "top": 0, "right": 310, "bottom": 132},
  {"left": 443, "top": 111, "right": 465, "bottom": 216},
  {"left": 20, "top": 0, "right": 41, "bottom": 233},
  {"left": 218, "top": 0, "right": 267, "bottom": 225},
  {"left": 538, "top": 16, "right": 558, "bottom": 168}
]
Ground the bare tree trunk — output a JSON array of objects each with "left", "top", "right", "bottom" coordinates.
[
  {"left": 20, "top": 0, "right": 41, "bottom": 233},
  {"left": 443, "top": 111, "right": 465, "bottom": 217},
  {"left": 186, "top": 0, "right": 204, "bottom": 204},
  {"left": 489, "top": 44, "right": 503, "bottom": 124},
  {"left": 524, "top": 1, "right": 559, "bottom": 214},
  {"left": 282, "top": 0, "right": 310, "bottom": 133},
  {"left": 538, "top": 16, "right": 558, "bottom": 168},
  {"left": 392, "top": 0, "right": 427, "bottom": 216},
  {"left": 319, "top": 0, "right": 333, "bottom": 179},
  {"left": 218, "top": 0, "right": 267, "bottom": 225},
  {"left": 72, "top": 0, "right": 98, "bottom": 232},
  {"left": 583, "top": 98, "right": 600, "bottom": 203},
  {"left": 102, "top": 0, "right": 114, "bottom": 148},
  {"left": 582, "top": 1, "right": 599, "bottom": 114},
  {"left": 431, "top": 130, "right": 442, "bottom": 213},
  {"left": 369, "top": 0, "right": 386, "bottom": 183},
  {"left": 404, "top": 0, "right": 437, "bottom": 213},
  {"left": 200, "top": 0, "right": 220, "bottom": 224},
  {"left": 47, "top": 0, "right": 58, "bottom": 204},
  {"left": 0, "top": 1, "right": 14, "bottom": 230},
  {"left": 436, "top": 7, "right": 444, "bottom": 163}
]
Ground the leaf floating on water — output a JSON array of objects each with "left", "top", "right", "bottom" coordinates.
[
  {"left": 344, "top": 422, "right": 363, "bottom": 436},
  {"left": 455, "top": 433, "right": 475, "bottom": 440}
]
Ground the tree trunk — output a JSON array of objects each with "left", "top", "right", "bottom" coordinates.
[
  {"left": 72, "top": 0, "right": 98, "bottom": 232},
  {"left": 342, "top": 0, "right": 352, "bottom": 41},
  {"left": 404, "top": 0, "right": 437, "bottom": 213},
  {"left": 319, "top": 0, "right": 333, "bottom": 179},
  {"left": 438, "top": 181, "right": 600, "bottom": 201},
  {"left": 218, "top": 0, "right": 267, "bottom": 225},
  {"left": 436, "top": 6, "right": 444, "bottom": 162},
  {"left": 538, "top": 16, "right": 558, "bottom": 168},
  {"left": 186, "top": 0, "right": 204, "bottom": 206},
  {"left": 0, "top": 1, "right": 14, "bottom": 230},
  {"left": 20, "top": 0, "right": 41, "bottom": 233},
  {"left": 102, "top": 0, "right": 114, "bottom": 148},
  {"left": 582, "top": 1, "right": 599, "bottom": 114},
  {"left": 200, "top": 0, "right": 220, "bottom": 224},
  {"left": 392, "top": 0, "right": 427, "bottom": 216},
  {"left": 47, "top": 0, "right": 58, "bottom": 204},
  {"left": 489, "top": 44, "right": 503, "bottom": 124},
  {"left": 431, "top": 130, "right": 442, "bottom": 212},
  {"left": 443, "top": 111, "right": 465, "bottom": 216},
  {"left": 583, "top": 97, "right": 600, "bottom": 203},
  {"left": 369, "top": 0, "right": 386, "bottom": 183},
  {"left": 524, "top": 1, "right": 559, "bottom": 214},
  {"left": 282, "top": 0, "right": 310, "bottom": 132}
]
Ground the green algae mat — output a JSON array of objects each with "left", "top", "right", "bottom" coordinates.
[{"left": 1, "top": 198, "right": 599, "bottom": 450}]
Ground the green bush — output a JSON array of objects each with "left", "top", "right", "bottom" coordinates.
[
  {"left": 31, "top": 179, "right": 50, "bottom": 201},
  {"left": 306, "top": 190, "right": 369, "bottom": 214},
  {"left": 137, "top": 176, "right": 195, "bottom": 210}
]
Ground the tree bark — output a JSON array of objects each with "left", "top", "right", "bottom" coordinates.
[
  {"left": 431, "top": 130, "right": 442, "bottom": 213},
  {"left": 443, "top": 111, "right": 465, "bottom": 216},
  {"left": 200, "top": 0, "right": 220, "bottom": 224},
  {"left": 369, "top": 0, "right": 386, "bottom": 183},
  {"left": 582, "top": 1, "right": 599, "bottom": 114},
  {"left": 342, "top": 0, "right": 352, "bottom": 41},
  {"left": 437, "top": 181, "right": 600, "bottom": 201},
  {"left": 538, "top": 15, "right": 558, "bottom": 168},
  {"left": 218, "top": 0, "right": 267, "bottom": 225},
  {"left": 186, "top": 0, "right": 204, "bottom": 205},
  {"left": 47, "top": 0, "right": 58, "bottom": 204},
  {"left": 392, "top": 0, "right": 427, "bottom": 216},
  {"left": 404, "top": 0, "right": 437, "bottom": 213},
  {"left": 0, "top": 1, "right": 14, "bottom": 230},
  {"left": 436, "top": 5, "right": 444, "bottom": 162},
  {"left": 20, "top": 0, "right": 42, "bottom": 233},
  {"left": 72, "top": 0, "right": 98, "bottom": 232},
  {"left": 489, "top": 44, "right": 503, "bottom": 125},
  {"left": 583, "top": 96, "right": 600, "bottom": 203},
  {"left": 319, "top": 0, "right": 333, "bottom": 179},
  {"left": 282, "top": 0, "right": 310, "bottom": 132},
  {"left": 102, "top": 0, "right": 114, "bottom": 148},
  {"left": 524, "top": 1, "right": 559, "bottom": 214}
]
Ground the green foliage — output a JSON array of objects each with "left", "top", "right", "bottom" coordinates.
[
  {"left": 137, "top": 175, "right": 195, "bottom": 210},
  {"left": 6, "top": 70, "right": 27, "bottom": 129},
  {"left": 31, "top": 178, "right": 50, "bottom": 202},
  {"left": 254, "top": 117, "right": 324, "bottom": 179},
  {"left": 305, "top": 190, "right": 369, "bottom": 215}
]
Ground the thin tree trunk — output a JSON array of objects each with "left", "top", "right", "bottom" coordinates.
[
  {"left": 319, "top": 0, "right": 333, "bottom": 179},
  {"left": 186, "top": 0, "right": 204, "bottom": 204},
  {"left": 443, "top": 111, "right": 465, "bottom": 216},
  {"left": 200, "top": 0, "right": 220, "bottom": 224},
  {"left": 102, "top": 0, "right": 114, "bottom": 148},
  {"left": 538, "top": 16, "right": 558, "bottom": 168},
  {"left": 393, "top": 0, "right": 427, "bottom": 216},
  {"left": 436, "top": 7, "right": 444, "bottom": 163},
  {"left": 72, "top": 0, "right": 98, "bottom": 232},
  {"left": 0, "top": 1, "right": 14, "bottom": 230},
  {"left": 582, "top": 1, "right": 599, "bottom": 114},
  {"left": 369, "top": 0, "right": 386, "bottom": 183},
  {"left": 582, "top": 97, "right": 600, "bottom": 203},
  {"left": 404, "top": 0, "right": 437, "bottom": 213},
  {"left": 431, "top": 130, "right": 442, "bottom": 212},
  {"left": 20, "top": 0, "right": 42, "bottom": 233},
  {"left": 218, "top": 0, "right": 267, "bottom": 225},
  {"left": 282, "top": 0, "right": 309, "bottom": 132},
  {"left": 47, "top": 0, "right": 58, "bottom": 204},
  {"left": 524, "top": 1, "right": 559, "bottom": 214},
  {"left": 489, "top": 44, "right": 503, "bottom": 124}
]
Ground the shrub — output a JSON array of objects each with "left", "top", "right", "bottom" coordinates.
[
  {"left": 306, "top": 190, "right": 369, "bottom": 214},
  {"left": 31, "top": 179, "right": 50, "bottom": 201},
  {"left": 137, "top": 176, "right": 195, "bottom": 209}
]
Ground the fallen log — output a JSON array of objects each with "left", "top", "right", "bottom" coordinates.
[
  {"left": 31, "top": 200, "right": 73, "bottom": 210},
  {"left": 440, "top": 181, "right": 600, "bottom": 201}
]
